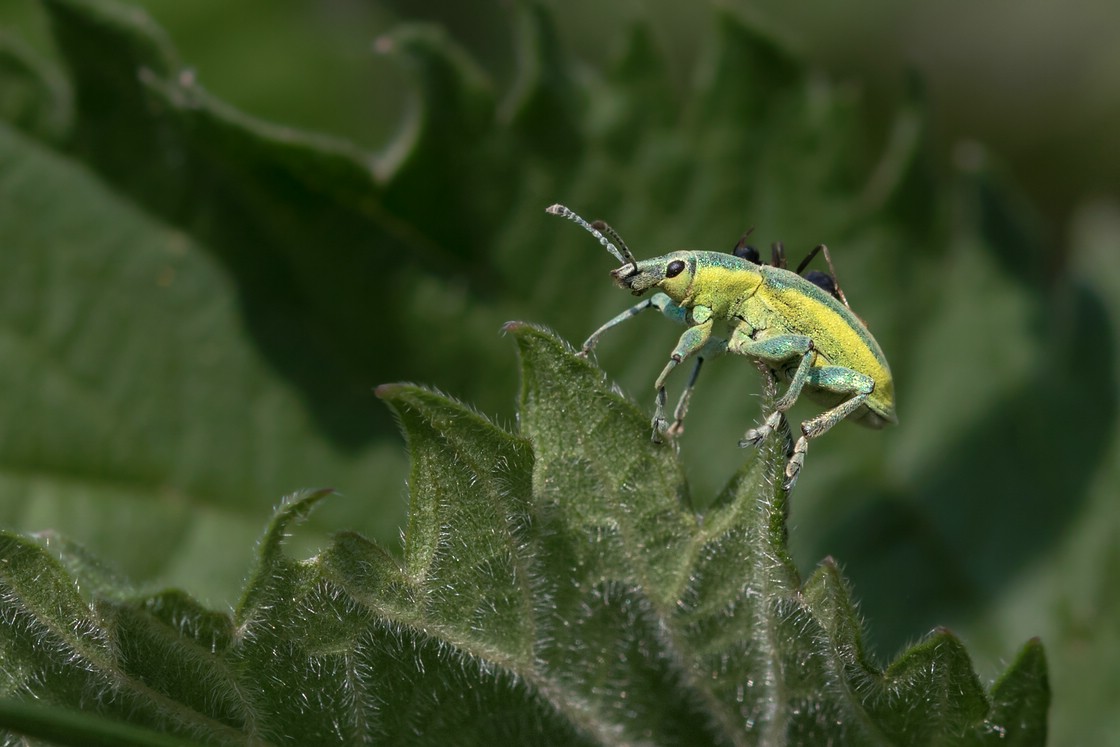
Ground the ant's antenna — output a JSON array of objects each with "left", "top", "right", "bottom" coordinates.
[{"left": 546, "top": 204, "right": 638, "bottom": 272}]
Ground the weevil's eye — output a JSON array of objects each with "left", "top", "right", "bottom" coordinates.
[
  {"left": 666, "top": 259, "right": 686, "bottom": 278},
  {"left": 733, "top": 244, "right": 761, "bottom": 264},
  {"left": 804, "top": 269, "right": 838, "bottom": 296}
]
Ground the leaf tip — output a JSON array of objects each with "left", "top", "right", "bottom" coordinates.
[
  {"left": 374, "top": 383, "right": 404, "bottom": 400},
  {"left": 278, "top": 487, "right": 335, "bottom": 512},
  {"left": 502, "top": 322, "right": 588, "bottom": 366},
  {"left": 500, "top": 320, "right": 567, "bottom": 345},
  {"left": 927, "top": 625, "right": 967, "bottom": 648}
]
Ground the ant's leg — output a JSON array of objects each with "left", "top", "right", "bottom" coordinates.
[{"left": 770, "top": 241, "right": 787, "bottom": 269}]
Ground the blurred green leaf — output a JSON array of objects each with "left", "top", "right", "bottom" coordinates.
[
  {"left": 0, "top": 327, "right": 1048, "bottom": 744},
  {"left": 0, "top": 121, "right": 405, "bottom": 602},
  {"left": 0, "top": 31, "right": 69, "bottom": 141}
]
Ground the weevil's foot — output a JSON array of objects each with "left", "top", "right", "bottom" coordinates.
[
  {"left": 782, "top": 460, "right": 801, "bottom": 491},
  {"left": 739, "top": 431, "right": 765, "bottom": 448},
  {"left": 665, "top": 419, "right": 686, "bottom": 438},
  {"left": 739, "top": 411, "right": 782, "bottom": 448},
  {"left": 650, "top": 416, "right": 670, "bottom": 444},
  {"left": 782, "top": 437, "right": 809, "bottom": 490}
]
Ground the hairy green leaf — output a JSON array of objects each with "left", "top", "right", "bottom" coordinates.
[{"left": 0, "top": 327, "right": 1047, "bottom": 745}]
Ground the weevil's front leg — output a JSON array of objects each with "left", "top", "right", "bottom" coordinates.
[
  {"left": 782, "top": 366, "right": 874, "bottom": 489},
  {"left": 665, "top": 337, "right": 728, "bottom": 437},
  {"left": 729, "top": 333, "right": 814, "bottom": 447},
  {"left": 581, "top": 292, "right": 686, "bottom": 355},
  {"left": 651, "top": 310, "right": 714, "bottom": 442}
]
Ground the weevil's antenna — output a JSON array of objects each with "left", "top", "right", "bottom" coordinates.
[
  {"left": 546, "top": 204, "right": 638, "bottom": 271},
  {"left": 591, "top": 219, "right": 633, "bottom": 263}
]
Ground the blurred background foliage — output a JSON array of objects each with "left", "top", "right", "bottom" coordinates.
[{"left": 1, "top": 0, "right": 1118, "bottom": 743}]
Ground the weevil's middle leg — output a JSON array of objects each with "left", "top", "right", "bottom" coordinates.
[{"left": 730, "top": 333, "right": 815, "bottom": 447}]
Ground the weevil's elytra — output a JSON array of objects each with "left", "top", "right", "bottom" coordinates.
[{"left": 546, "top": 203, "right": 896, "bottom": 490}]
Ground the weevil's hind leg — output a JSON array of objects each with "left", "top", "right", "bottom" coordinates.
[
  {"left": 795, "top": 244, "right": 852, "bottom": 311},
  {"left": 581, "top": 292, "right": 685, "bottom": 355},
  {"left": 783, "top": 365, "right": 874, "bottom": 490},
  {"left": 665, "top": 337, "right": 728, "bottom": 437}
]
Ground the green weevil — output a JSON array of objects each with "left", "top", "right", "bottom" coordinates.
[{"left": 546, "top": 203, "right": 896, "bottom": 489}]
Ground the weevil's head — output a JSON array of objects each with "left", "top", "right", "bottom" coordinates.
[{"left": 611, "top": 252, "right": 695, "bottom": 301}]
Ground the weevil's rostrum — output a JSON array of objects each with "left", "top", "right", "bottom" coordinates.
[{"left": 547, "top": 204, "right": 896, "bottom": 490}]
